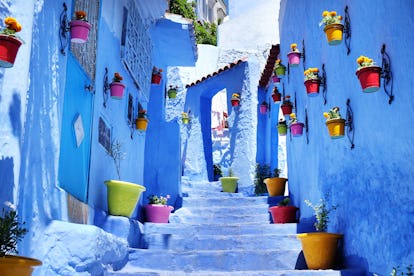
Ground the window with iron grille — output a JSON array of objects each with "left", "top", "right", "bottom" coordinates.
[{"left": 121, "top": 1, "right": 152, "bottom": 101}]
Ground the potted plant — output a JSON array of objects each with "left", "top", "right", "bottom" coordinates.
[
  {"left": 281, "top": 95, "right": 293, "bottom": 116},
  {"left": 269, "top": 198, "right": 298, "bottom": 224},
  {"left": 144, "top": 195, "right": 174, "bottom": 223},
  {"left": 213, "top": 164, "right": 222, "bottom": 181},
  {"left": 320, "top": 10, "right": 344, "bottom": 45},
  {"left": 181, "top": 112, "right": 190, "bottom": 124},
  {"left": 304, "top": 67, "right": 321, "bottom": 96},
  {"left": 297, "top": 198, "right": 342, "bottom": 270},
  {"left": 259, "top": 101, "right": 268, "bottom": 114},
  {"left": 271, "top": 75, "right": 281, "bottom": 84},
  {"left": 151, "top": 66, "right": 163, "bottom": 84},
  {"left": 110, "top": 72, "right": 125, "bottom": 99},
  {"left": 289, "top": 113, "right": 305, "bottom": 137},
  {"left": 287, "top": 43, "right": 301, "bottom": 67},
  {"left": 254, "top": 163, "right": 271, "bottom": 195},
  {"left": 355, "top": 55, "right": 381, "bottom": 93},
  {"left": 136, "top": 109, "right": 149, "bottom": 131},
  {"left": 263, "top": 168, "right": 287, "bottom": 197},
  {"left": 274, "top": 59, "right": 286, "bottom": 77},
  {"left": 323, "top": 106, "right": 345, "bottom": 139},
  {"left": 376, "top": 265, "right": 414, "bottom": 276},
  {"left": 0, "top": 17, "right": 23, "bottom": 68},
  {"left": 167, "top": 85, "right": 178, "bottom": 99},
  {"left": 230, "top": 93, "right": 240, "bottom": 107},
  {"left": 271, "top": 87, "right": 282, "bottom": 103},
  {"left": 219, "top": 168, "right": 239, "bottom": 193},
  {"left": 0, "top": 202, "right": 42, "bottom": 275},
  {"left": 104, "top": 140, "right": 146, "bottom": 217},
  {"left": 277, "top": 118, "right": 287, "bottom": 136},
  {"left": 69, "top": 11, "right": 91, "bottom": 43}
]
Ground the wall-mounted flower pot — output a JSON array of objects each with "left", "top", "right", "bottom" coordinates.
[
  {"left": 109, "top": 82, "right": 125, "bottom": 99},
  {"left": 277, "top": 124, "right": 287, "bottom": 136},
  {"left": 355, "top": 66, "right": 381, "bottom": 93},
  {"left": 297, "top": 232, "right": 343, "bottom": 269},
  {"left": 281, "top": 104, "right": 293, "bottom": 116},
  {"left": 269, "top": 206, "right": 298, "bottom": 223},
  {"left": 69, "top": 20, "right": 91, "bottom": 43},
  {"left": 272, "top": 93, "right": 281, "bottom": 103},
  {"left": 182, "top": 117, "right": 189, "bottom": 124},
  {"left": 323, "top": 23, "right": 344, "bottom": 45},
  {"left": 231, "top": 99, "right": 240, "bottom": 107},
  {"left": 304, "top": 79, "right": 320, "bottom": 96},
  {"left": 136, "top": 118, "right": 148, "bottom": 131},
  {"left": 290, "top": 122, "right": 304, "bottom": 137},
  {"left": 264, "top": 177, "right": 287, "bottom": 196},
  {"left": 271, "top": 75, "right": 281, "bottom": 84},
  {"left": 260, "top": 104, "right": 268, "bottom": 114},
  {"left": 168, "top": 89, "right": 177, "bottom": 98},
  {"left": 0, "top": 34, "right": 22, "bottom": 68},
  {"left": 144, "top": 204, "right": 174, "bottom": 223},
  {"left": 0, "top": 255, "right": 42, "bottom": 276},
  {"left": 151, "top": 74, "right": 162, "bottom": 85},
  {"left": 219, "top": 176, "right": 239, "bottom": 193},
  {"left": 104, "top": 180, "right": 146, "bottom": 218},
  {"left": 326, "top": 118, "right": 345, "bottom": 139},
  {"left": 275, "top": 65, "right": 286, "bottom": 77},
  {"left": 287, "top": 52, "right": 301, "bottom": 67}
]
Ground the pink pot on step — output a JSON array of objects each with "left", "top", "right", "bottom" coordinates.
[{"left": 144, "top": 204, "right": 174, "bottom": 223}]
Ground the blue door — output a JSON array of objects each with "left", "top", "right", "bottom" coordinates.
[{"left": 58, "top": 53, "right": 94, "bottom": 203}]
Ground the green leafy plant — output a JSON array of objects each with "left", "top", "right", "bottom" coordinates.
[
  {"left": 254, "top": 164, "right": 270, "bottom": 195},
  {"left": 213, "top": 164, "right": 222, "bottom": 177},
  {"left": 323, "top": 106, "right": 342, "bottom": 121},
  {"left": 228, "top": 168, "right": 234, "bottom": 177},
  {"left": 319, "top": 10, "right": 342, "bottom": 27},
  {"left": 272, "top": 168, "right": 281, "bottom": 177},
  {"left": 304, "top": 198, "right": 337, "bottom": 232},
  {"left": 147, "top": 195, "right": 171, "bottom": 205},
  {"left": 278, "top": 197, "right": 290, "bottom": 206},
  {"left": 0, "top": 202, "right": 28, "bottom": 257},
  {"left": 107, "top": 140, "right": 126, "bottom": 179},
  {"left": 391, "top": 265, "right": 413, "bottom": 276}
]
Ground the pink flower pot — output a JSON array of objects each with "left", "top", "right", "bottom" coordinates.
[
  {"left": 287, "top": 52, "right": 301, "bottom": 67},
  {"left": 290, "top": 122, "right": 304, "bottom": 137},
  {"left": 355, "top": 66, "right": 381, "bottom": 93},
  {"left": 69, "top": 20, "right": 91, "bottom": 43},
  {"left": 271, "top": 75, "right": 281, "bottom": 83},
  {"left": 144, "top": 204, "right": 174, "bottom": 223},
  {"left": 304, "top": 79, "right": 320, "bottom": 96},
  {"left": 0, "top": 34, "right": 22, "bottom": 68},
  {"left": 110, "top": 82, "right": 125, "bottom": 99},
  {"left": 260, "top": 104, "right": 268, "bottom": 114}
]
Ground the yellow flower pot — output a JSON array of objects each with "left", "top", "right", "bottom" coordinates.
[
  {"left": 323, "top": 23, "right": 344, "bottom": 45},
  {"left": 136, "top": 118, "right": 148, "bottom": 131},
  {"left": 263, "top": 177, "right": 287, "bottom": 196},
  {"left": 219, "top": 177, "right": 239, "bottom": 193},
  {"left": 297, "top": 232, "right": 343, "bottom": 269},
  {"left": 104, "top": 180, "right": 146, "bottom": 217},
  {"left": 325, "top": 118, "right": 345, "bottom": 139},
  {"left": 0, "top": 255, "right": 42, "bottom": 276}
]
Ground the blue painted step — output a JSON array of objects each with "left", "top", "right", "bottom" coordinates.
[{"left": 109, "top": 269, "right": 367, "bottom": 275}]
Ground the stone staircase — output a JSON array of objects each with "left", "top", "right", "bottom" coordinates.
[{"left": 109, "top": 179, "right": 365, "bottom": 275}]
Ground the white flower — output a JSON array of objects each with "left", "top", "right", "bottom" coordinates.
[{"left": 4, "top": 201, "right": 16, "bottom": 210}]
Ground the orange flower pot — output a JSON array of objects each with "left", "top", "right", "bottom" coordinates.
[
  {"left": 326, "top": 118, "right": 345, "bottom": 139},
  {"left": 323, "top": 23, "right": 344, "bottom": 45},
  {"left": 264, "top": 177, "right": 287, "bottom": 196},
  {"left": 136, "top": 118, "right": 148, "bottom": 131},
  {"left": 0, "top": 255, "right": 42, "bottom": 276}
]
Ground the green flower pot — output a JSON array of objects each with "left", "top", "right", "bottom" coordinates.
[
  {"left": 275, "top": 65, "right": 286, "bottom": 76},
  {"left": 104, "top": 180, "right": 146, "bottom": 217},
  {"left": 219, "top": 177, "right": 239, "bottom": 193},
  {"left": 277, "top": 124, "right": 287, "bottom": 135},
  {"left": 168, "top": 89, "right": 177, "bottom": 98}
]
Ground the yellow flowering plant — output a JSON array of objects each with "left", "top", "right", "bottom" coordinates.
[
  {"left": 323, "top": 107, "right": 342, "bottom": 121},
  {"left": 112, "top": 72, "right": 123, "bottom": 82},
  {"left": 319, "top": 10, "right": 343, "bottom": 27},
  {"left": 231, "top": 93, "right": 240, "bottom": 100},
  {"left": 290, "top": 43, "right": 300, "bottom": 53},
  {"left": 181, "top": 112, "right": 189, "bottom": 119},
  {"left": 289, "top": 113, "right": 298, "bottom": 124},
  {"left": 356, "top": 55, "right": 375, "bottom": 68},
  {"left": 1, "top": 17, "right": 22, "bottom": 36},
  {"left": 304, "top": 67, "right": 320, "bottom": 81},
  {"left": 74, "top": 11, "right": 88, "bottom": 21}
]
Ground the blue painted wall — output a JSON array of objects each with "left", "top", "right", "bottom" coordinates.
[{"left": 279, "top": 0, "right": 414, "bottom": 273}]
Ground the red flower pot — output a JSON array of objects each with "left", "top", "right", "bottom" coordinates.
[
  {"left": 356, "top": 66, "right": 381, "bottom": 93},
  {"left": 269, "top": 206, "right": 298, "bottom": 223},
  {"left": 231, "top": 99, "right": 240, "bottom": 107},
  {"left": 281, "top": 104, "right": 293, "bottom": 116},
  {"left": 151, "top": 74, "right": 162, "bottom": 84},
  {"left": 290, "top": 122, "right": 304, "bottom": 137},
  {"left": 287, "top": 52, "right": 301, "bottom": 67},
  {"left": 110, "top": 82, "right": 125, "bottom": 99},
  {"left": 272, "top": 93, "right": 281, "bottom": 103},
  {"left": 69, "top": 20, "right": 91, "bottom": 43},
  {"left": 0, "top": 34, "right": 22, "bottom": 68},
  {"left": 144, "top": 204, "right": 174, "bottom": 223},
  {"left": 304, "top": 79, "right": 320, "bottom": 96}
]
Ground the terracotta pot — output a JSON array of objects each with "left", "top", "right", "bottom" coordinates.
[
  {"left": 136, "top": 118, "right": 148, "bottom": 131},
  {"left": 104, "top": 180, "right": 146, "bottom": 217},
  {"left": 287, "top": 52, "right": 301, "bottom": 67},
  {"left": 326, "top": 118, "right": 346, "bottom": 139},
  {"left": 0, "top": 34, "right": 22, "bottom": 68},
  {"left": 323, "top": 23, "right": 344, "bottom": 45},
  {"left": 304, "top": 79, "right": 320, "bottom": 96},
  {"left": 144, "top": 204, "right": 174, "bottom": 223},
  {"left": 219, "top": 176, "right": 239, "bottom": 193},
  {"left": 269, "top": 206, "right": 298, "bottom": 223},
  {"left": 290, "top": 122, "right": 304, "bottom": 137},
  {"left": 151, "top": 74, "right": 162, "bottom": 84},
  {"left": 263, "top": 177, "right": 287, "bottom": 196},
  {"left": 0, "top": 255, "right": 42, "bottom": 276},
  {"left": 110, "top": 82, "right": 125, "bottom": 99},
  {"left": 69, "top": 20, "right": 91, "bottom": 43},
  {"left": 281, "top": 104, "right": 293, "bottom": 116},
  {"left": 356, "top": 66, "right": 381, "bottom": 93},
  {"left": 297, "top": 232, "right": 343, "bottom": 269}
]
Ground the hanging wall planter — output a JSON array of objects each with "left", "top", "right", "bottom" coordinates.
[
  {"left": 355, "top": 55, "right": 381, "bottom": 93},
  {"left": 287, "top": 43, "right": 301, "bottom": 67},
  {"left": 289, "top": 113, "right": 304, "bottom": 137},
  {"left": 151, "top": 67, "right": 163, "bottom": 84},
  {"left": 167, "top": 85, "right": 178, "bottom": 99},
  {"left": 109, "top": 72, "right": 125, "bottom": 99},
  {"left": 69, "top": 11, "right": 91, "bottom": 43},
  {"left": 104, "top": 180, "right": 146, "bottom": 217},
  {"left": 304, "top": 67, "right": 321, "bottom": 96},
  {"left": 260, "top": 101, "right": 268, "bottom": 114},
  {"left": 271, "top": 75, "right": 281, "bottom": 84},
  {"left": 0, "top": 17, "right": 23, "bottom": 68},
  {"left": 136, "top": 110, "right": 148, "bottom": 131},
  {"left": 271, "top": 87, "right": 282, "bottom": 103},
  {"left": 281, "top": 95, "right": 293, "bottom": 116},
  {"left": 320, "top": 10, "right": 344, "bottom": 45},
  {"left": 323, "top": 107, "right": 345, "bottom": 139},
  {"left": 181, "top": 112, "right": 190, "bottom": 124},
  {"left": 274, "top": 59, "right": 286, "bottom": 77},
  {"left": 231, "top": 93, "right": 241, "bottom": 107},
  {"left": 277, "top": 119, "right": 287, "bottom": 136}
]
